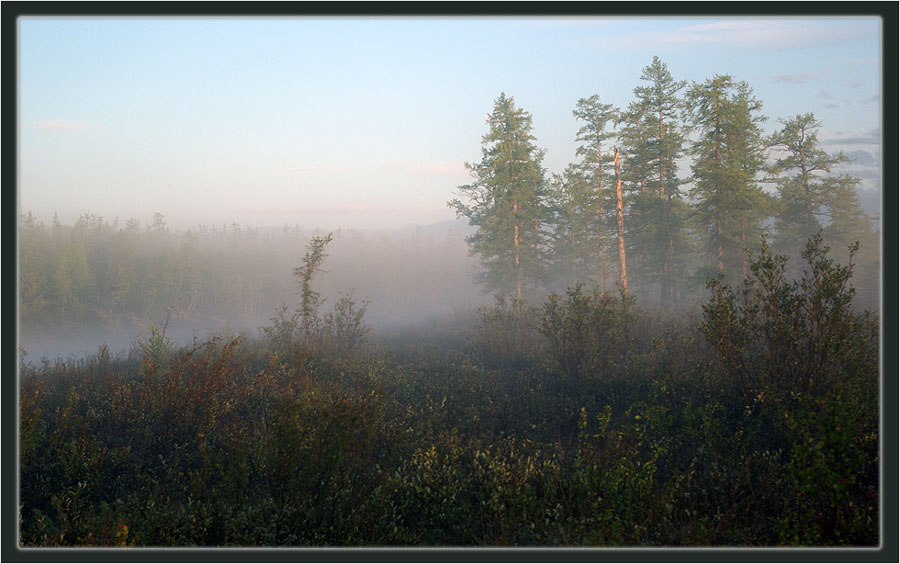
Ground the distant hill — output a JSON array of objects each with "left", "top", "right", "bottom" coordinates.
[{"left": 372, "top": 217, "right": 478, "bottom": 238}]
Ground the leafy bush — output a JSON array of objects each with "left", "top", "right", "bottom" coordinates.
[
  {"left": 539, "top": 284, "right": 637, "bottom": 381},
  {"left": 321, "top": 291, "right": 370, "bottom": 353},
  {"left": 701, "top": 232, "right": 878, "bottom": 404}
]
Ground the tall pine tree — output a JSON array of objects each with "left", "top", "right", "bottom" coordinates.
[
  {"left": 685, "top": 74, "right": 773, "bottom": 286},
  {"left": 546, "top": 165, "right": 600, "bottom": 290},
  {"left": 619, "top": 57, "right": 690, "bottom": 309},
  {"left": 766, "top": 113, "right": 874, "bottom": 265},
  {"left": 449, "top": 93, "right": 548, "bottom": 300},
  {"left": 571, "top": 95, "right": 619, "bottom": 289}
]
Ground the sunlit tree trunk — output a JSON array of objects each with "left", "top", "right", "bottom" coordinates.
[
  {"left": 597, "top": 143, "right": 605, "bottom": 288},
  {"left": 614, "top": 147, "right": 628, "bottom": 293},
  {"left": 514, "top": 199, "right": 522, "bottom": 300},
  {"left": 659, "top": 108, "right": 666, "bottom": 199}
]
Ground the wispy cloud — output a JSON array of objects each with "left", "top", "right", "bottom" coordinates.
[
  {"left": 31, "top": 119, "right": 92, "bottom": 131},
  {"left": 818, "top": 129, "right": 881, "bottom": 193},
  {"left": 586, "top": 18, "right": 868, "bottom": 51},
  {"left": 816, "top": 90, "right": 856, "bottom": 110},
  {"left": 820, "top": 128, "right": 880, "bottom": 147},
  {"left": 771, "top": 73, "right": 817, "bottom": 84},
  {"left": 844, "top": 149, "right": 878, "bottom": 167}
]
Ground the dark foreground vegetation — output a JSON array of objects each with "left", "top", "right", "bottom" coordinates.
[{"left": 19, "top": 235, "right": 879, "bottom": 547}]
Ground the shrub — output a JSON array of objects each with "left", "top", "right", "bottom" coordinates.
[
  {"left": 466, "top": 293, "right": 541, "bottom": 370},
  {"left": 700, "top": 232, "right": 877, "bottom": 404},
  {"left": 539, "top": 284, "right": 637, "bottom": 381}
]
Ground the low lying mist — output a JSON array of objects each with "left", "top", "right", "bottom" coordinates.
[
  {"left": 17, "top": 214, "right": 488, "bottom": 362},
  {"left": 17, "top": 211, "right": 880, "bottom": 363}
]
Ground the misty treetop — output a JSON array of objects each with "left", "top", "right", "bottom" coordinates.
[{"left": 449, "top": 58, "right": 878, "bottom": 311}]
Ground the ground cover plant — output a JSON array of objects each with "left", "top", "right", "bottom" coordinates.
[{"left": 18, "top": 234, "right": 879, "bottom": 547}]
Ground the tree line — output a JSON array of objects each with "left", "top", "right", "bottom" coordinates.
[
  {"left": 449, "top": 57, "right": 879, "bottom": 312},
  {"left": 17, "top": 212, "right": 481, "bottom": 345}
]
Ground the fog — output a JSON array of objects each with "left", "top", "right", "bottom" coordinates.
[
  {"left": 17, "top": 215, "right": 489, "bottom": 362},
  {"left": 17, "top": 204, "right": 881, "bottom": 364}
]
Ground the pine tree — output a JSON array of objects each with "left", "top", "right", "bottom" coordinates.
[
  {"left": 545, "top": 165, "right": 598, "bottom": 290},
  {"left": 449, "top": 93, "right": 549, "bottom": 300},
  {"left": 630, "top": 56, "right": 687, "bottom": 199},
  {"left": 570, "top": 94, "right": 619, "bottom": 288},
  {"left": 18, "top": 213, "right": 51, "bottom": 326},
  {"left": 685, "top": 74, "right": 773, "bottom": 286},
  {"left": 766, "top": 113, "right": 873, "bottom": 267},
  {"left": 822, "top": 175, "right": 875, "bottom": 251},
  {"left": 572, "top": 94, "right": 619, "bottom": 288},
  {"left": 619, "top": 56, "right": 690, "bottom": 309}
]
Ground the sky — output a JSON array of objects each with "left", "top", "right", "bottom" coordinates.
[{"left": 17, "top": 15, "right": 883, "bottom": 231}]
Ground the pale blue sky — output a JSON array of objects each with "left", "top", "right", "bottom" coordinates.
[{"left": 18, "top": 16, "right": 882, "bottom": 230}]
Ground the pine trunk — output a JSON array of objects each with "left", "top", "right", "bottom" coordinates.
[
  {"left": 514, "top": 199, "right": 522, "bottom": 300},
  {"left": 614, "top": 147, "right": 628, "bottom": 293},
  {"left": 659, "top": 108, "right": 665, "bottom": 199},
  {"left": 597, "top": 143, "right": 605, "bottom": 288},
  {"left": 716, "top": 224, "right": 724, "bottom": 272},
  {"left": 660, "top": 232, "right": 674, "bottom": 311},
  {"left": 799, "top": 145, "right": 813, "bottom": 222},
  {"left": 741, "top": 216, "right": 748, "bottom": 278},
  {"left": 570, "top": 200, "right": 577, "bottom": 288}
]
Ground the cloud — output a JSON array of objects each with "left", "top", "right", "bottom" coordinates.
[
  {"left": 586, "top": 18, "right": 871, "bottom": 52},
  {"left": 844, "top": 150, "right": 878, "bottom": 167},
  {"left": 818, "top": 134, "right": 882, "bottom": 194},
  {"left": 771, "top": 73, "right": 817, "bottom": 84},
  {"left": 820, "top": 128, "right": 880, "bottom": 147},
  {"left": 31, "top": 120, "right": 92, "bottom": 131}
]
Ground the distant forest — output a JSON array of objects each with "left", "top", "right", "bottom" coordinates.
[{"left": 17, "top": 212, "right": 482, "bottom": 350}]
